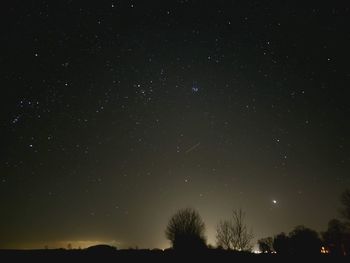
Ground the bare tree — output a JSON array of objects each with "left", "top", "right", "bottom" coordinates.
[
  {"left": 165, "top": 207, "right": 206, "bottom": 250},
  {"left": 231, "top": 209, "right": 254, "bottom": 251},
  {"left": 216, "top": 220, "right": 233, "bottom": 249},
  {"left": 216, "top": 209, "right": 254, "bottom": 251}
]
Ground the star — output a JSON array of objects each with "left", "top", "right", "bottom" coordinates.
[
  {"left": 192, "top": 86, "right": 199, "bottom": 93},
  {"left": 1, "top": 1, "right": 347, "bottom": 251}
]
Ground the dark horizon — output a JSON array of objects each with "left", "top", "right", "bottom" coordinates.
[{"left": 1, "top": 1, "right": 349, "bottom": 250}]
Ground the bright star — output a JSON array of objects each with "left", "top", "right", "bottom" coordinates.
[{"left": 192, "top": 86, "right": 199, "bottom": 92}]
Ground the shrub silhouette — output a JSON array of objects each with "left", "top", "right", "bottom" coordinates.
[
  {"left": 86, "top": 244, "right": 117, "bottom": 254},
  {"left": 289, "top": 225, "right": 321, "bottom": 255},
  {"left": 340, "top": 189, "right": 350, "bottom": 223},
  {"left": 322, "top": 219, "right": 350, "bottom": 256},
  {"left": 165, "top": 207, "right": 206, "bottom": 251},
  {"left": 273, "top": 232, "right": 290, "bottom": 255},
  {"left": 258, "top": 237, "right": 274, "bottom": 253}
]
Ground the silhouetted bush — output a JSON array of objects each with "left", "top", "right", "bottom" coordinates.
[
  {"left": 165, "top": 207, "right": 207, "bottom": 251},
  {"left": 273, "top": 232, "right": 290, "bottom": 255},
  {"left": 322, "top": 219, "right": 350, "bottom": 256},
  {"left": 341, "top": 189, "right": 350, "bottom": 223},
  {"left": 86, "top": 244, "right": 117, "bottom": 254},
  {"left": 289, "top": 225, "right": 321, "bottom": 255},
  {"left": 258, "top": 237, "right": 274, "bottom": 253}
]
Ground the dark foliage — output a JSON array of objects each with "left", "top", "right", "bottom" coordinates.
[
  {"left": 258, "top": 237, "right": 274, "bottom": 253},
  {"left": 273, "top": 226, "right": 321, "bottom": 255},
  {"left": 322, "top": 219, "right": 350, "bottom": 256},
  {"left": 340, "top": 189, "right": 350, "bottom": 223},
  {"left": 86, "top": 244, "right": 117, "bottom": 253},
  {"left": 289, "top": 225, "right": 322, "bottom": 255},
  {"left": 165, "top": 208, "right": 207, "bottom": 251},
  {"left": 273, "top": 232, "right": 290, "bottom": 255}
]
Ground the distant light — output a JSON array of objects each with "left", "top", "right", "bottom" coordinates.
[
  {"left": 320, "top": 246, "right": 329, "bottom": 254},
  {"left": 272, "top": 200, "right": 277, "bottom": 204}
]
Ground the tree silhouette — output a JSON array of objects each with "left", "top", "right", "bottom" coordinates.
[
  {"left": 340, "top": 189, "right": 350, "bottom": 224},
  {"left": 322, "top": 219, "right": 350, "bottom": 256},
  {"left": 216, "top": 209, "right": 253, "bottom": 251},
  {"left": 165, "top": 207, "right": 206, "bottom": 251},
  {"left": 289, "top": 225, "right": 321, "bottom": 255},
  {"left": 273, "top": 232, "right": 290, "bottom": 255},
  {"left": 216, "top": 220, "right": 233, "bottom": 249},
  {"left": 258, "top": 237, "right": 274, "bottom": 253}
]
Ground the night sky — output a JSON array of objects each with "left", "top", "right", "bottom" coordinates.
[{"left": 1, "top": 1, "right": 350, "bottom": 250}]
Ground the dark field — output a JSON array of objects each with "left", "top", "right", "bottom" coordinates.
[{"left": 0, "top": 249, "right": 348, "bottom": 263}]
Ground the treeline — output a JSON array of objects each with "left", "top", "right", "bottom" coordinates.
[
  {"left": 258, "top": 189, "right": 350, "bottom": 256},
  {"left": 165, "top": 189, "right": 350, "bottom": 256}
]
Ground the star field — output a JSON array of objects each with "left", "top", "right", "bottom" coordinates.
[{"left": 1, "top": 0, "right": 350, "bottom": 249}]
